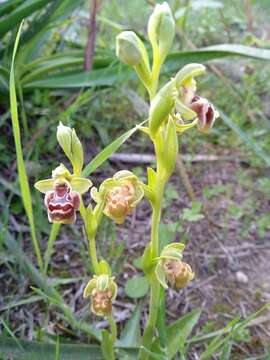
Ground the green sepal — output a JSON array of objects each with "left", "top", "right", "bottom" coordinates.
[
  {"left": 57, "top": 123, "right": 84, "bottom": 175},
  {"left": 34, "top": 179, "right": 54, "bottom": 193},
  {"left": 155, "top": 262, "right": 168, "bottom": 289},
  {"left": 157, "top": 242, "right": 185, "bottom": 261},
  {"left": 149, "top": 79, "right": 177, "bottom": 139},
  {"left": 175, "top": 99, "right": 197, "bottom": 121},
  {"left": 96, "top": 274, "right": 110, "bottom": 291},
  {"left": 147, "top": 167, "right": 156, "bottom": 190},
  {"left": 160, "top": 117, "right": 178, "bottom": 179},
  {"left": 85, "top": 204, "right": 97, "bottom": 235},
  {"left": 174, "top": 116, "right": 198, "bottom": 134},
  {"left": 141, "top": 244, "right": 154, "bottom": 278},
  {"left": 148, "top": 2, "right": 175, "bottom": 64},
  {"left": 116, "top": 31, "right": 151, "bottom": 89},
  {"left": 70, "top": 177, "right": 92, "bottom": 194},
  {"left": 175, "top": 63, "right": 205, "bottom": 89},
  {"left": 83, "top": 278, "right": 96, "bottom": 299},
  {"left": 52, "top": 163, "right": 72, "bottom": 180},
  {"left": 97, "top": 260, "right": 112, "bottom": 276}
]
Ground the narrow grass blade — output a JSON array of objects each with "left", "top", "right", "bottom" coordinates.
[
  {"left": 0, "top": 295, "right": 44, "bottom": 311},
  {"left": 9, "top": 21, "right": 43, "bottom": 270},
  {"left": 218, "top": 108, "right": 270, "bottom": 167},
  {"left": 2, "top": 223, "right": 101, "bottom": 341},
  {"left": 82, "top": 119, "right": 148, "bottom": 177}
]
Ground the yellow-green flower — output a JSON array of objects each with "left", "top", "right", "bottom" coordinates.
[
  {"left": 155, "top": 243, "right": 194, "bottom": 289},
  {"left": 34, "top": 164, "right": 92, "bottom": 224},
  {"left": 91, "top": 171, "right": 144, "bottom": 224},
  {"left": 83, "top": 274, "right": 117, "bottom": 316}
]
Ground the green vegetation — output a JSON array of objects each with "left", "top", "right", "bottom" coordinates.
[{"left": 0, "top": 0, "right": 270, "bottom": 359}]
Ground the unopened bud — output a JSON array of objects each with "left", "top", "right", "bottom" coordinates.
[
  {"left": 148, "top": 2, "right": 175, "bottom": 63},
  {"left": 149, "top": 79, "right": 177, "bottom": 139},
  {"left": 57, "top": 122, "right": 83, "bottom": 175},
  {"left": 116, "top": 31, "right": 151, "bottom": 88},
  {"left": 116, "top": 31, "right": 142, "bottom": 66}
]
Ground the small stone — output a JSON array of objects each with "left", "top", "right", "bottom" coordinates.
[{"left": 236, "top": 271, "right": 248, "bottom": 284}]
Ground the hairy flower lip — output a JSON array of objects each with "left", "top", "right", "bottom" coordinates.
[
  {"left": 48, "top": 203, "right": 73, "bottom": 211},
  {"left": 49, "top": 209, "right": 75, "bottom": 220}
]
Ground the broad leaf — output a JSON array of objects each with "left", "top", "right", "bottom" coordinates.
[
  {"left": 167, "top": 308, "right": 201, "bottom": 358},
  {"left": 118, "top": 305, "right": 142, "bottom": 347},
  {"left": 124, "top": 276, "right": 149, "bottom": 299},
  {"left": 0, "top": 0, "right": 53, "bottom": 38},
  {"left": 0, "top": 336, "right": 103, "bottom": 360}
]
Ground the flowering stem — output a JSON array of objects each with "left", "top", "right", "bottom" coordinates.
[
  {"left": 140, "top": 176, "right": 165, "bottom": 359},
  {"left": 107, "top": 314, "right": 117, "bottom": 342},
  {"left": 87, "top": 231, "right": 99, "bottom": 274},
  {"left": 149, "top": 45, "right": 161, "bottom": 101}
]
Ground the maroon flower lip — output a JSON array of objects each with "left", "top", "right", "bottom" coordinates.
[
  {"left": 48, "top": 203, "right": 74, "bottom": 212},
  {"left": 44, "top": 182, "right": 80, "bottom": 224}
]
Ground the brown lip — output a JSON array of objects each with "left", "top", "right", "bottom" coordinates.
[{"left": 48, "top": 203, "right": 73, "bottom": 212}]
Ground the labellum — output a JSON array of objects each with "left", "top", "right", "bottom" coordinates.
[{"left": 44, "top": 181, "right": 80, "bottom": 224}]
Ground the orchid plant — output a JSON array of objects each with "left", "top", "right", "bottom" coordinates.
[{"left": 34, "top": 2, "right": 218, "bottom": 359}]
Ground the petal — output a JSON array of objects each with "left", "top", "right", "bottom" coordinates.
[
  {"left": 70, "top": 177, "right": 92, "bottom": 194},
  {"left": 113, "top": 170, "right": 135, "bottom": 180},
  {"left": 155, "top": 262, "right": 168, "bottom": 289},
  {"left": 34, "top": 179, "right": 54, "bottom": 193},
  {"left": 83, "top": 278, "right": 96, "bottom": 299},
  {"left": 175, "top": 118, "right": 198, "bottom": 134}
]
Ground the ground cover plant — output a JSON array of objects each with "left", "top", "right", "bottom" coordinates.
[{"left": 1, "top": 0, "right": 270, "bottom": 359}]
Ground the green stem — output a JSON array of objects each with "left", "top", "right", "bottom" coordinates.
[
  {"left": 140, "top": 182, "right": 165, "bottom": 360},
  {"left": 107, "top": 315, "right": 117, "bottom": 342},
  {"left": 87, "top": 230, "right": 99, "bottom": 273},
  {"left": 149, "top": 45, "right": 161, "bottom": 100}
]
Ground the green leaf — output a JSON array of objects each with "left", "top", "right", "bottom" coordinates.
[
  {"left": 101, "top": 330, "right": 115, "bottom": 360},
  {"left": 20, "top": 44, "right": 270, "bottom": 90},
  {"left": 0, "top": 336, "right": 103, "bottom": 360},
  {"left": 23, "top": 65, "right": 130, "bottom": 89},
  {"left": 167, "top": 308, "right": 201, "bottom": 358},
  {"left": 9, "top": 21, "right": 43, "bottom": 270},
  {"left": 1, "top": 224, "right": 101, "bottom": 341},
  {"left": 118, "top": 305, "right": 142, "bottom": 347},
  {"left": 82, "top": 119, "right": 147, "bottom": 177},
  {"left": 141, "top": 244, "right": 153, "bottom": 277},
  {"left": 125, "top": 276, "right": 149, "bottom": 299},
  {"left": 220, "top": 341, "right": 232, "bottom": 360},
  {"left": 0, "top": 0, "right": 53, "bottom": 38},
  {"left": 218, "top": 109, "right": 270, "bottom": 167},
  {"left": 164, "top": 44, "right": 270, "bottom": 73},
  {"left": 44, "top": 223, "right": 61, "bottom": 274}
]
